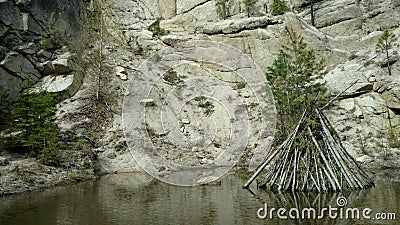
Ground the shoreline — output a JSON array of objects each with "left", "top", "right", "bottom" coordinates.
[{"left": 0, "top": 156, "right": 399, "bottom": 197}]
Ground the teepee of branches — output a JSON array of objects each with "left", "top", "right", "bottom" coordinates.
[{"left": 243, "top": 109, "right": 374, "bottom": 192}]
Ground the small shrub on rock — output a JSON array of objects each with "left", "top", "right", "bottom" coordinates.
[
  {"left": 270, "top": 0, "right": 289, "bottom": 16},
  {"left": 1, "top": 88, "right": 61, "bottom": 166}
]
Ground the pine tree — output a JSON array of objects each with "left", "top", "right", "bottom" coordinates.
[
  {"left": 3, "top": 89, "right": 61, "bottom": 165},
  {"left": 266, "top": 31, "right": 327, "bottom": 143},
  {"left": 270, "top": 0, "right": 289, "bottom": 16},
  {"left": 376, "top": 30, "right": 398, "bottom": 76}
]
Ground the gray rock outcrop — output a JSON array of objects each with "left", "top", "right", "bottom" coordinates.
[
  {"left": 0, "top": 0, "right": 86, "bottom": 100},
  {"left": 101, "top": 0, "right": 400, "bottom": 172},
  {"left": 2, "top": 0, "right": 398, "bottom": 183}
]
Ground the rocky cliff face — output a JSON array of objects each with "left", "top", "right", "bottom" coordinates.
[
  {"left": 0, "top": 0, "right": 85, "bottom": 99},
  {"left": 1, "top": 0, "right": 399, "bottom": 183},
  {"left": 89, "top": 0, "right": 399, "bottom": 174},
  {"left": 0, "top": 0, "right": 93, "bottom": 195},
  {"left": 294, "top": 0, "right": 400, "bottom": 36}
]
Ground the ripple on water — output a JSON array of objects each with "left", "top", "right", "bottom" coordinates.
[{"left": 0, "top": 172, "right": 399, "bottom": 225}]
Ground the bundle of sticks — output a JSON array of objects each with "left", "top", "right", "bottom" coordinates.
[{"left": 244, "top": 109, "right": 374, "bottom": 192}]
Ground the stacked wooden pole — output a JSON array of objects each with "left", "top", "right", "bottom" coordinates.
[{"left": 244, "top": 109, "right": 374, "bottom": 192}]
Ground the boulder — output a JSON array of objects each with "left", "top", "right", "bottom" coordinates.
[
  {"left": 115, "top": 66, "right": 128, "bottom": 80},
  {"left": 364, "top": 10, "right": 400, "bottom": 31},
  {"left": 356, "top": 155, "right": 373, "bottom": 164},
  {"left": 52, "top": 58, "right": 72, "bottom": 74},
  {"left": 324, "top": 62, "right": 375, "bottom": 97},
  {"left": 37, "top": 49, "right": 53, "bottom": 59},
  {"left": 2, "top": 33, "right": 23, "bottom": 50},
  {"left": 140, "top": 98, "right": 155, "bottom": 106},
  {"left": 34, "top": 73, "right": 83, "bottom": 99},
  {"left": 0, "top": 52, "right": 41, "bottom": 81},
  {"left": 373, "top": 81, "right": 389, "bottom": 93},
  {"left": 382, "top": 88, "right": 400, "bottom": 111},
  {"left": 0, "top": 67, "right": 22, "bottom": 99},
  {"left": 0, "top": 1, "right": 24, "bottom": 30},
  {"left": 51, "top": 53, "right": 75, "bottom": 74},
  {"left": 0, "top": 156, "right": 8, "bottom": 166},
  {"left": 18, "top": 42, "right": 39, "bottom": 54},
  {"left": 182, "top": 118, "right": 190, "bottom": 124},
  {"left": 316, "top": 5, "right": 363, "bottom": 29},
  {"left": 160, "top": 34, "right": 188, "bottom": 46},
  {"left": 355, "top": 92, "right": 387, "bottom": 116},
  {"left": 38, "top": 61, "right": 55, "bottom": 75},
  {"left": 24, "top": 13, "right": 44, "bottom": 34}
]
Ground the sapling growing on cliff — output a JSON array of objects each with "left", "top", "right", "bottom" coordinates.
[
  {"left": 244, "top": 31, "right": 375, "bottom": 192},
  {"left": 376, "top": 30, "right": 398, "bottom": 76},
  {"left": 270, "top": 0, "right": 289, "bottom": 16},
  {"left": 148, "top": 19, "right": 167, "bottom": 36}
]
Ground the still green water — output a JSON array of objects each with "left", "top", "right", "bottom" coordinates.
[{"left": 0, "top": 172, "right": 399, "bottom": 225}]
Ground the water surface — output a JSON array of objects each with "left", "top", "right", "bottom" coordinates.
[{"left": 0, "top": 172, "right": 399, "bottom": 225}]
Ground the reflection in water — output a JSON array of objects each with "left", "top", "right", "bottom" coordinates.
[{"left": 0, "top": 172, "right": 398, "bottom": 225}]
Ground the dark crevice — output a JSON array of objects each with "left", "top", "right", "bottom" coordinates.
[
  {"left": 316, "top": 16, "right": 358, "bottom": 29},
  {"left": 296, "top": 0, "right": 325, "bottom": 9},
  {"left": 179, "top": 0, "right": 212, "bottom": 15},
  {"left": 203, "top": 19, "right": 281, "bottom": 35},
  {"left": 338, "top": 90, "right": 371, "bottom": 99},
  {"left": 390, "top": 108, "right": 400, "bottom": 115}
]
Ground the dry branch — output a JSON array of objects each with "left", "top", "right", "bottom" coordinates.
[{"left": 246, "top": 109, "right": 374, "bottom": 193}]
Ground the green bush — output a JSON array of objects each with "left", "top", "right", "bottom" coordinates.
[
  {"left": 148, "top": 20, "right": 167, "bottom": 36},
  {"left": 195, "top": 96, "right": 214, "bottom": 116},
  {"left": 236, "top": 82, "right": 246, "bottom": 89},
  {"left": 163, "top": 69, "right": 183, "bottom": 85},
  {"left": 70, "top": 171, "right": 82, "bottom": 182},
  {"left": 388, "top": 129, "right": 400, "bottom": 148},
  {"left": 40, "top": 27, "right": 70, "bottom": 50},
  {"left": 0, "top": 86, "right": 11, "bottom": 127},
  {"left": 270, "top": 0, "right": 289, "bottom": 16},
  {"left": 1, "top": 89, "right": 61, "bottom": 165}
]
